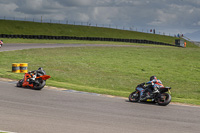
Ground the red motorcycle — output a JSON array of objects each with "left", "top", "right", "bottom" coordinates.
[{"left": 17, "top": 71, "right": 51, "bottom": 90}]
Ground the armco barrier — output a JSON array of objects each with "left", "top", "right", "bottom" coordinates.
[{"left": 0, "top": 34, "right": 174, "bottom": 46}]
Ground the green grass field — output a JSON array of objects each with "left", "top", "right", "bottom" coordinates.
[{"left": 0, "top": 44, "right": 199, "bottom": 105}]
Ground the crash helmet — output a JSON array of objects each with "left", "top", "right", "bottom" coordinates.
[
  {"left": 150, "top": 76, "right": 157, "bottom": 81},
  {"left": 38, "top": 67, "right": 43, "bottom": 71}
]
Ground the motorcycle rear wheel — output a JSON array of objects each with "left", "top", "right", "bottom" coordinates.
[
  {"left": 129, "top": 91, "right": 140, "bottom": 102},
  {"left": 157, "top": 93, "right": 171, "bottom": 106}
]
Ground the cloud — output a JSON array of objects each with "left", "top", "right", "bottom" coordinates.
[
  {"left": 0, "top": 2, "right": 18, "bottom": 17},
  {"left": 148, "top": 9, "right": 177, "bottom": 26},
  {"left": 14, "top": 0, "right": 63, "bottom": 15},
  {"left": 0, "top": 0, "right": 200, "bottom": 39},
  {"left": 56, "top": 0, "right": 95, "bottom": 6},
  {"left": 193, "top": 21, "right": 200, "bottom": 26}
]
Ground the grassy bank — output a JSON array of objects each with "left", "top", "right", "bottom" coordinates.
[
  {"left": 0, "top": 20, "right": 197, "bottom": 47},
  {"left": 0, "top": 46, "right": 199, "bottom": 105}
]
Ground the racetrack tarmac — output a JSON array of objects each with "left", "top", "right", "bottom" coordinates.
[
  {"left": 0, "top": 43, "right": 145, "bottom": 52},
  {"left": 0, "top": 43, "right": 200, "bottom": 133},
  {"left": 0, "top": 79, "right": 200, "bottom": 133}
]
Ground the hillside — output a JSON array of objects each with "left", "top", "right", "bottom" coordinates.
[{"left": 0, "top": 20, "right": 196, "bottom": 47}]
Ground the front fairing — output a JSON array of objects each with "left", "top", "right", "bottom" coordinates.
[
  {"left": 159, "top": 87, "right": 171, "bottom": 93},
  {"left": 136, "top": 87, "right": 144, "bottom": 92},
  {"left": 22, "top": 73, "right": 33, "bottom": 88}
]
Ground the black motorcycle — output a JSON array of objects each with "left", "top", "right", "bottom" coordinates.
[{"left": 129, "top": 83, "right": 172, "bottom": 106}]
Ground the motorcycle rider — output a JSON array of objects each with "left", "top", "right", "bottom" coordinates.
[
  {"left": 138, "top": 76, "right": 164, "bottom": 101},
  {"left": 28, "top": 67, "right": 46, "bottom": 84},
  {"left": 0, "top": 40, "right": 3, "bottom": 48},
  {"left": 147, "top": 76, "right": 164, "bottom": 93}
]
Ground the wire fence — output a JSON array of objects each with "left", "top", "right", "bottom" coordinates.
[{"left": 0, "top": 16, "right": 175, "bottom": 37}]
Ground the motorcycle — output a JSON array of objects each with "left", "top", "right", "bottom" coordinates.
[
  {"left": 17, "top": 72, "right": 51, "bottom": 90},
  {"left": 0, "top": 40, "right": 3, "bottom": 48},
  {"left": 129, "top": 82, "right": 172, "bottom": 106}
]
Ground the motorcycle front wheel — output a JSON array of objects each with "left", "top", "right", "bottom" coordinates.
[
  {"left": 16, "top": 79, "right": 23, "bottom": 87},
  {"left": 129, "top": 91, "right": 140, "bottom": 102},
  {"left": 157, "top": 93, "right": 171, "bottom": 106},
  {"left": 34, "top": 80, "right": 46, "bottom": 90}
]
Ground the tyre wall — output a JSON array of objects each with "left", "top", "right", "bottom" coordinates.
[{"left": 0, "top": 34, "right": 174, "bottom": 46}]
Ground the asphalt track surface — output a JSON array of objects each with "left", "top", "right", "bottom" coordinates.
[
  {"left": 0, "top": 43, "right": 144, "bottom": 52},
  {"left": 0, "top": 44, "right": 200, "bottom": 133}
]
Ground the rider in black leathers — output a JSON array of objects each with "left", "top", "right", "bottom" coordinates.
[
  {"left": 28, "top": 67, "right": 46, "bottom": 84},
  {"left": 138, "top": 76, "right": 164, "bottom": 102}
]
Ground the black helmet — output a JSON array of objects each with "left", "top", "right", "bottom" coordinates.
[
  {"left": 150, "top": 76, "right": 157, "bottom": 81},
  {"left": 38, "top": 67, "right": 43, "bottom": 71}
]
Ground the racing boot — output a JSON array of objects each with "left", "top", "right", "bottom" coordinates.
[
  {"left": 152, "top": 87, "right": 159, "bottom": 93},
  {"left": 140, "top": 93, "right": 147, "bottom": 101}
]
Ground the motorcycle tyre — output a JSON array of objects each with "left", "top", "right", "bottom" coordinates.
[
  {"left": 129, "top": 91, "right": 140, "bottom": 102},
  {"left": 34, "top": 80, "right": 46, "bottom": 90},
  {"left": 157, "top": 93, "right": 171, "bottom": 106},
  {"left": 16, "top": 79, "right": 23, "bottom": 87}
]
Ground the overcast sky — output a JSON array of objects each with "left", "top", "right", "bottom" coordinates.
[{"left": 0, "top": 0, "right": 200, "bottom": 40}]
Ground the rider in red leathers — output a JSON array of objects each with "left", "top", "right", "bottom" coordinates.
[{"left": 0, "top": 40, "right": 3, "bottom": 48}]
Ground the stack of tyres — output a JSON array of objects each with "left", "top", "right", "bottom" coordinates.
[
  {"left": 12, "top": 63, "right": 20, "bottom": 73},
  {"left": 12, "top": 63, "right": 28, "bottom": 73},
  {"left": 20, "top": 63, "right": 28, "bottom": 73}
]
